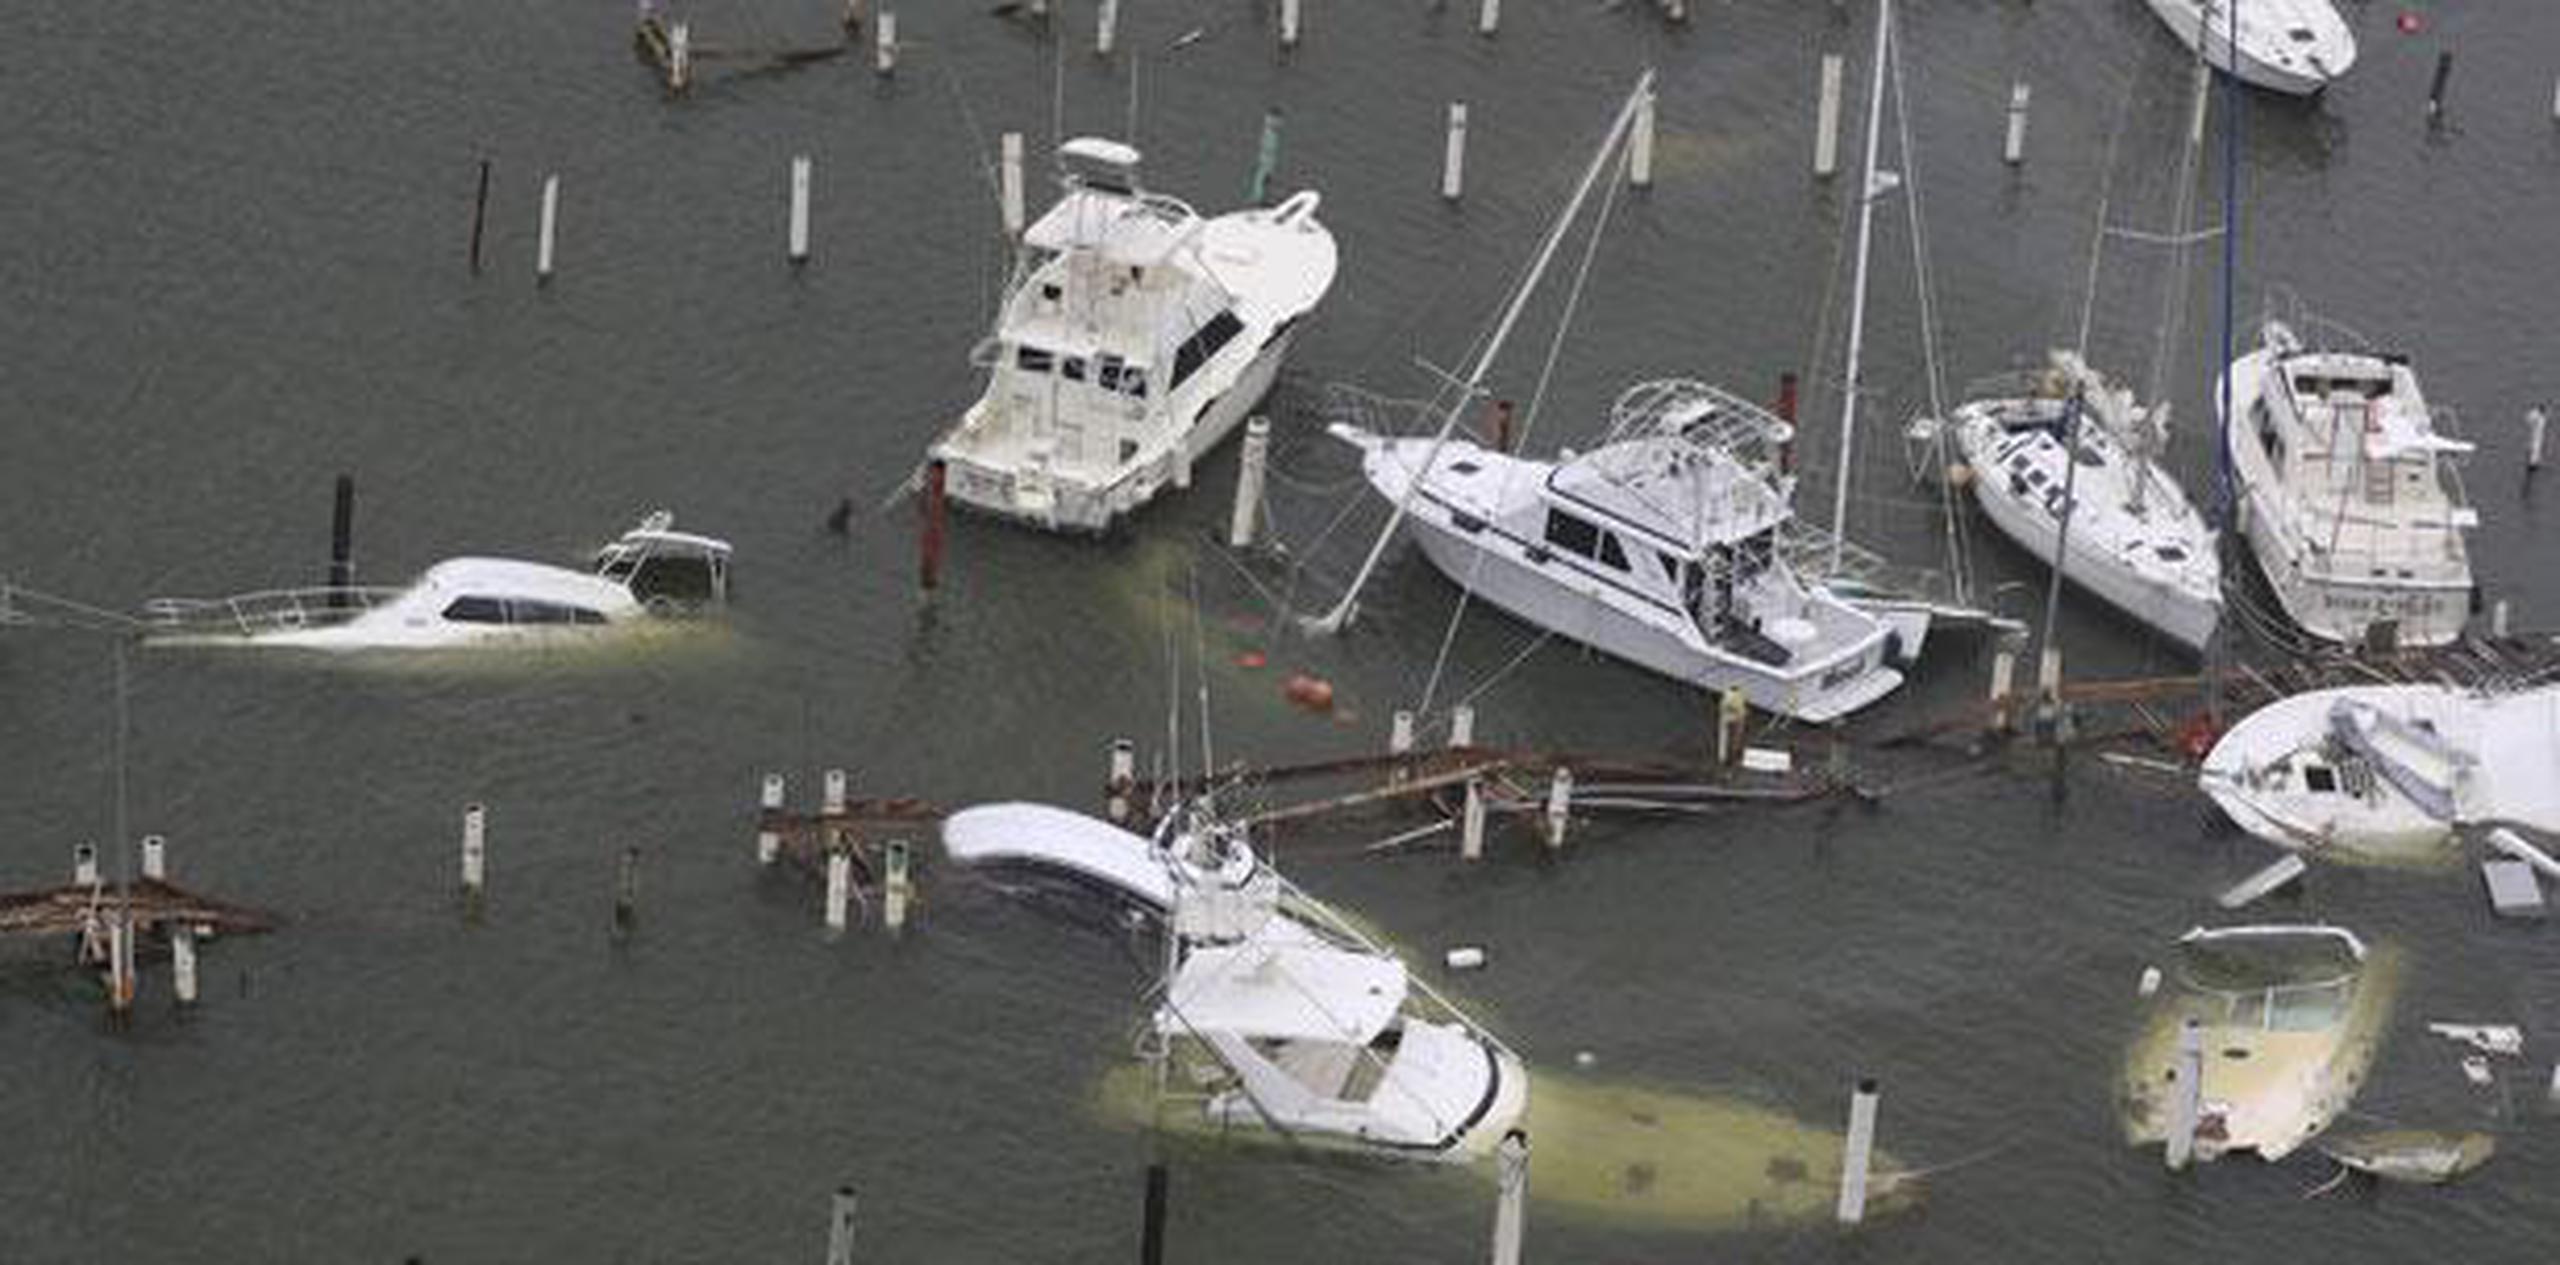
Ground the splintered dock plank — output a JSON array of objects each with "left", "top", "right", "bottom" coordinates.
[{"left": 0, "top": 878, "right": 278, "bottom": 939}]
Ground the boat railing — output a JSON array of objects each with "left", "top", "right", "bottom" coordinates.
[
  {"left": 1604, "top": 379, "right": 1793, "bottom": 475},
  {"left": 140, "top": 586, "right": 402, "bottom": 637}
]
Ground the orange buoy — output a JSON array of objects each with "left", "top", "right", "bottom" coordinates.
[
  {"left": 1236, "top": 650, "right": 1268, "bottom": 669},
  {"left": 1283, "top": 673, "right": 1336, "bottom": 713}
]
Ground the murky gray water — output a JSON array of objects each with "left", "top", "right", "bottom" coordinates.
[{"left": 5, "top": 1, "right": 2557, "bottom": 1259}]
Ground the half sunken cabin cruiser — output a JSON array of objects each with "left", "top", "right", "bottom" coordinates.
[
  {"left": 1921, "top": 352, "right": 2221, "bottom": 652},
  {"left": 141, "top": 512, "right": 730, "bottom": 649},
  {"left": 2222, "top": 319, "right": 2477, "bottom": 648},
  {"left": 2142, "top": 0, "right": 2357, "bottom": 96},
  {"left": 942, "top": 801, "right": 1529, "bottom": 1161},
  {"left": 928, "top": 138, "right": 1337, "bottom": 532},
  {"left": 1332, "top": 380, "right": 1906, "bottom": 722}
]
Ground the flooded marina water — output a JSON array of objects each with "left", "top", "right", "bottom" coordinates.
[{"left": 5, "top": 1, "right": 2558, "bottom": 1259}]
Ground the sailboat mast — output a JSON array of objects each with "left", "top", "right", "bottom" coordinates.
[
  {"left": 1305, "top": 71, "right": 1655, "bottom": 634},
  {"left": 1828, "top": 0, "right": 1893, "bottom": 575}
]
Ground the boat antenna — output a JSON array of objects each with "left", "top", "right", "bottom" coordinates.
[
  {"left": 1299, "top": 69, "right": 1656, "bottom": 636},
  {"left": 1827, "top": 0, "right": 1893, "bottom": 576},
  {"left": 1189, "top": 559, "right": 1214, "bottom": 799},
  {"left": 2207, "top": 0, "right": 2244, "bottom": 724},
  {"left": 1883, "top": 6, "right": 1971, "bottom": 609}
]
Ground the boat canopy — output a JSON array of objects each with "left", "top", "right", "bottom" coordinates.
[{"left": 1157, "top": 940, "right": 1408, "bottom": 1044}]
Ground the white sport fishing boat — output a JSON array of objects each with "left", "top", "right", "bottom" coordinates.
[
  {"left": 142, "top": 512, "right": 730, "bottom": 649},
  {"left": 2143, "top": 0, "right": 2356, "bottom": 96},
  {"left": 1919, "top": 353, "right": 2221, "bottom": 652},
  {"left": 1333, "top": 380, "right": 1906, "bottom": 722},
  {"left": 928, "top": 138, "right": 1337, "bottom": 532},
  {"left": 2121, "top": 924, "right": 2391, "bottom": 1162},
  {"left": 2223, "top": 319, "right": 2477, "bottom": 648},
  {"left": 942, "top": 801, "right": 1529, "bottom": 1160},
  {"left": 2197, "top": 683, "right": 2560, "bottom": 863}
]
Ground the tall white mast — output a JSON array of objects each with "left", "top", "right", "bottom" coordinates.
[
  {"left": 1303, "top": 71, "right": 1656, "bottom": 635},
  {"left": 1827, "top": 0, "right": 1893, "bottom": 575}
]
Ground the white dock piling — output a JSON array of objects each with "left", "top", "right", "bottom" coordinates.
[
  {"left": 1097, "top": 0, "right": 1118, "bottom": 55},
  {"left": 536, "top": 174, "right": 559, "bottom": 284},
  {"left": 1489, "top": 1130, "right": 1527, "bottom": 1265},
  {"left": 789, "top": 155, "right": 812, "bottom": 264},
  {"left": 172, "top": 927, "right": 199, "bottom": 1005},
  {"left": 1450, "top": 703, "right": 1477, "bottom": 749},
  {"left": 2003, "top": 81, "right": 2030, "bottom": 165},
  {"left": 824, "top": 768, "right": 849, "bottom": 817},
  {"left": 1280, "top": 0, "right": 1300, "bottom": 48},
  {"left": 1477, "top": 0, "right": 1500, "bottom": 37},
  {"left": 73, "top": 842, "right": 98, "bottom": 887},
  {"left": 1000, "top": 131, "right": 1026, "bottom": 239},
  {"left": 1442, "top": 102, "right": 1469, "bottom": 201},
  {"left": 460, "top": 803, "right": 487, "bottom": 896},
  {"left": 875, "top": 9, "right": 897, "bottom": 74},
  {"left": 2036, "top": 644, "right": 2063, "bottom": 702},
  {"left": 824, "top": 848, "right": 852, "bottom": 932},
  {"left": 669, "top": 22, "right": 691, "bottom": 93},
  {"left": 1227, "top": 417, "right": 1271, "bottom": 548},
  {"left": 107, "top": 914, "right": 136, "bottom": 1017},
  {"left": 1106, "top": 739, "right": 1137, "bottom": 824},
  {"left": 1390, "top": 710, "right": 1417, "bottom": 757},
  {"left": 140, "top": 834, "right": 167, "bottom": 881},
  {"left": 1461, "top": 777, "right": 1487, "bottom": 861},
  {"left": 1814, "top": 54, "right": 1845, "bottom": 179},
  {"left": 614, "top": 846, "right": 641, "bottom": 934},
  {"left": 1836, "top": 1078, "right": 1879, "bottom": 1225},
  {"left": 757, "top": 773, "right": 786, "bottom": 865},
  {"left": 1989, "top": 632, "right": 2020, "bottom": 730},
  {"left": 1543, "top": 767, "right": 1572, "bottom": 849},
  {"left": 2552, "top": 75, "right": 2560, "bottom": 124},
  {"left": 1630, "top": 83, "right": 1657, "bottom": 189},
  {"left": 2492, "top": 598, "right": 2511, "bottom": 639},
  {"left": 1716, "top": 686, "right": 1748, "bottom": 766},
  {"left": 882, "top": 839, "right": 912, "bottom": 933},
  {"left": 2166, "top": 1017, "right": 2204, "bottom": 1171},
  {"left": 2528, "top": 405, "right": 2547, "bottom": 470},
  {"left": 826, "top": 1185, "right": 858, "bottom": 1265}
]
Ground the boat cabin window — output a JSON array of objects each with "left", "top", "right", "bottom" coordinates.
[
  {"left": 2154, "top": 545, "right": 2188, "bottom": 563},
  {"left": 1657, "top": 552, "right": 1682, "bottom": 586},
  {"left": 1169, "top": 310, "right": 1245, "bottom": 392},
  {"left": 1124, "top": 366, "right": 1148, "bottom": 399},
  {"left": 2303, "top": 764, "right": 2339, "bottom": 794},
  {"left": 1097, "top": 354, "right": 1124, "bottom": 391},
  {"left": 443, "top": 596, "right": 507, "bottom": 624},
  {"left": 1596, "top": 532, "right": 1629, "bottom": 572},
  {"left": 1449, "top": 460, "right": 1481, "bottom": 476},
  {"left": 1062, "top": 357, "right": 1088, "bottom": 383},
  {"left": 1040, "top": 283, "right": 1062, "bottom": 303},
  {"left": 1542, "top": 508, "right": 1603, "bottom": 560},
  {"left": 1016, "top": 346, "right": 1056, "bottom": 374}
]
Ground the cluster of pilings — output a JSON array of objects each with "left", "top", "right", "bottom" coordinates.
[
  {"left": 1, "top": 836, "right": 277, "bottom": 1022},
  {"left": 750, "top": 770, "right": 934, "bottom": 935}
]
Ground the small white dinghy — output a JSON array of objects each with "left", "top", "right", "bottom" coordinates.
[
  {"left": 1331, "top": 380, "right": 1907, "bottom": 722},
  {"left": 928, "top": 138, "right": 1337, "bottom": 533},
  {"left": 2198, "top": 683, "right": 2560, "bottom": 863},
  {"left": 942, "top": 801, "right": 1529, "bottom": 1160},
  {"left": 2143, "top": 0, "right": 2357, "bottom": 97},
  {"left": 142, "top": 511, "right": 730, "bottom": 650},
  {"left": 1918, "top": 352, "right": 2221, "bottom": 652}
]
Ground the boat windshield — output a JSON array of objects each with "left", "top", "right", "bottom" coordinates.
[{"left": 2172, "top": 934, "right": 2361, "bottom": 1032}]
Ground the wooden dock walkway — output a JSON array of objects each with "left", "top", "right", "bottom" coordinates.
[{"left": 0, "top": 877, "right": 277, "bottom": 941}]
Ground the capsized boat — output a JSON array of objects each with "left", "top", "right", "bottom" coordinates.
[
  {"left": 2143, "top": 0, "right": 2356, "bottom": 97},
  {"left": 2121, "top": 924, "right": 2393, "bottom": 1162},
  {"left": 943, "top": 801, "right": 1527, "bottom": 1160},
  {"left": 927, "top": 138, "right": 1336, "bottom": 533},
  {"left": 1916, "top": 352, "right": 2220, "bottom": 652},
  {"left": 141, "top": 511, "right": 730, "bottom": 649},
  {"left": 2198, "top": 683, "right": 2560, "bottom": 864},
  {"left": 1331, "top": 380, "right": 1906, "bottom": 722},
  {"left": 2223, "top": 318, "right": 2478, "bottom": 649}
]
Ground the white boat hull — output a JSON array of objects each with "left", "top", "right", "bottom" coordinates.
[
  {"left": 2143, "top": 0, "right": 2357, "bottom": 97},
  {"left": 1961, "top": 450, "right": 2220, "bottom": 654},
  {"left": 1402, "top": 510, "right": 1902, "bottom": 724}
]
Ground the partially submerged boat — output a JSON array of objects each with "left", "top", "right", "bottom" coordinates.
[
  {"left": 1331, "top": 379, "right": 1907, "bottom": 722},
  {"left": 2143, "top": 0, "right": 2356, "bottom": 97},
  {"left": 2121, "top": 924, "right": 2393, "bottom": 1162},
  {"left": 141, "top": 512, "right": 730, "bottom": 649},
  {"left": 2223, "top": 318, "right": 2478, "bottom": 649},
  {"left": 1918, "top": 352, "right": 2221, "bottom": 652},
  {"left": 943, "top": 801, "right": 1527, "bottom": 1160},
  {"left": 2198, "top": 683, "right": 2560, "bottom": 863},
  {"left": 928, "top": 138, "right": 1337, "bottom": 533}
]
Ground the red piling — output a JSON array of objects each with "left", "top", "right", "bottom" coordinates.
[
  {"left": 1775, "top": 371, "right": 1800, "bottom": 474},
  {"left": 1489, "top": 398, "right": 1515, "bottom": 454},
  {"left": 919, "top": 460, "right": 947, "bottom": 590}
]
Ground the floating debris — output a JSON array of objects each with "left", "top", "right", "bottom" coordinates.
[
  {"left": 2320, "top": 1130, "right": 2494, "bottom": 1185},
  {"left": 2425, "top": 1023, "right": 2524, "bottom": 1058}
]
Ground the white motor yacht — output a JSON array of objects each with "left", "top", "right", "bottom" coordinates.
[
  {"left": 1920, "top": 352, "right": 2221, "bottom": 652},
  {"left": 942, "top": 801, "right": 1528, "bottom": 1161},
  {"left": 2198, "top": 683, "right": 2560, "bottom": 863},
  {"left": 1331, "top": 380, "right": 1906, "bottom": 722},
  {"left": 929, "top": 138, "right": 1337, "bottom": 532},
  {"left": 142, "top": 512, "right": 730, "bottom": 649},
  {"left": 2222, "top": 319, "right": 2477, "bottom": 649},
  {"left": 2122, "top": 924, "right": 2391, "bottom": 1162},
  {"left": 2143, "top": 0, "right": 2357, "bottom": 96}
]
